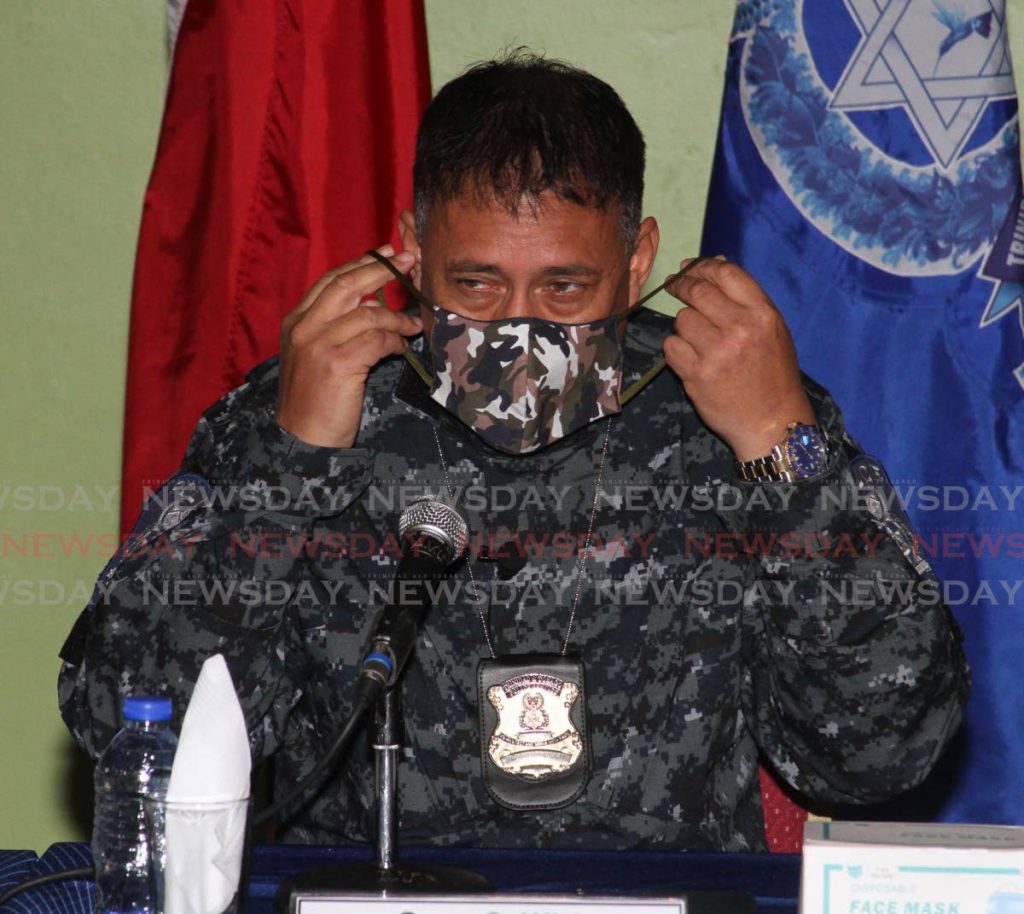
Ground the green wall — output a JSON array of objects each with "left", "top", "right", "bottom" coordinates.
[
  {"left": 0, "top": 0, "right": 735, "bottom": 850},
  {"left": 0, "top": 1, "right": 168, "bottom": 850}
]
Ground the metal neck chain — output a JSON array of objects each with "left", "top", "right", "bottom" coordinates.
[{"left": 430, "top": 419, "right": 613, "bottom": 659}]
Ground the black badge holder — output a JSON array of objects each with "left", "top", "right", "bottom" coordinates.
[{"left": 478, "top": 653, "right": 591, "bottom": 811}]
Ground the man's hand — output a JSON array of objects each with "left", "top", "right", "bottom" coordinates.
[
  {"left": 275, "top": 245, "right": 422, "bottom": 448},
  {"left": 663, "top": 257, "right": 815, "bottom": 463}
]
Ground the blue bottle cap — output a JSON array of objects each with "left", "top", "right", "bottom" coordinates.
[{"left": 123, "top": 696, "right": 173, "bottom": 722}]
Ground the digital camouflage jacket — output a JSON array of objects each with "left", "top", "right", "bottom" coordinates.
[{"left": 59, "top": 308, "right": 969, "bottom": 851}]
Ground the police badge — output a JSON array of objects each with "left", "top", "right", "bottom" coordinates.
[{"left": 478, "top": 654, "right": 591, "bottom": 810}]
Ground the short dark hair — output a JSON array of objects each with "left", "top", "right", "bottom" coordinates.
[{"left": 413, "top": 50, "right": 646, "bottom": 249}]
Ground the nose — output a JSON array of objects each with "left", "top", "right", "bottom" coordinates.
[{"left": 495, "top": 287, "right": 533, "bottom": 320}]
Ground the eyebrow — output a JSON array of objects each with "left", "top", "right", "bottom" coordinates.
[{"left": 446, "top": 261, "right": 603, "bottom": 279}]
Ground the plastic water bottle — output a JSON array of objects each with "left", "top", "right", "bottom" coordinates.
[{"left": 92, "top": 696, "right": 178, "bottom": 914}]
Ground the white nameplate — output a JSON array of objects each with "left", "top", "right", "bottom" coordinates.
[{"left": 291, "top": 893, "right": 686, "bottom": 913}]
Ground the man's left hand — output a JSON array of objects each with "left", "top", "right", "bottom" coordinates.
[{"left": 663, "top": 257, "right": 816, "bottom": 463}]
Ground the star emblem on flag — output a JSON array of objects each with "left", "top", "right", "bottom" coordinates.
[{"left": 831, "top": 0, "right": 1015, "bottom": 168}]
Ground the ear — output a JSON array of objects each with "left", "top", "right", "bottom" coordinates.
[
  {"left": 628, "top": 216, "right": 660, "bottom": 304},
  {"left": 398, "top": 209, "right": 422, "bottom": 285}
]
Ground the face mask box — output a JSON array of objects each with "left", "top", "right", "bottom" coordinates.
[{"left": 800, "top": 821, "right": 1024, "bottom": 914}]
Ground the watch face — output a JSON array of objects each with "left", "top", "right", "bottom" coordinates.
[{"left": 783, "top": 424, "right": 828, "bottom": 478}]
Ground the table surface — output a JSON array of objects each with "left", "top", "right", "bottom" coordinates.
[{"left": 0, "top": 843, "right": 802, "bottom": 913}]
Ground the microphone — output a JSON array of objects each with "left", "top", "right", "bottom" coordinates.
[
  {"left": 254, "top": 499, "right": 466, "bottom": 828},
  {"left": 359, "top": 498, "right": 468, "bottom": 690}
]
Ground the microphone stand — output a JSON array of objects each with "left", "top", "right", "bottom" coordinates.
[
  {"left": 279, "top": 497, "right": 489, "bottom": 904},
  {"left": 374, "top": 686, "right": 401, "bottom": 874},
  {"left": 278, "top": 681, "right": 490, "bottom": 907}
]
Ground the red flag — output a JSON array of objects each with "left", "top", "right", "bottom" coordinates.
[
  {"left": 758, "top": 765, "right": 807, "bottom": 854},
  {"left": 120, "top": 0, "right": 431, "bottom": 531}
]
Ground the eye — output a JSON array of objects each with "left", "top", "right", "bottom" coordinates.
[
  {"left": 455, "top": 278, "right": 495, "bottom": 294},
  {"left": 546, "top": 280, "right": 591, "bottom": 300}
]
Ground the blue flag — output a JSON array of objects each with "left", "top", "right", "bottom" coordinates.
[{"left": 702, "top": 0, "right": 1024, "bottom": 822}]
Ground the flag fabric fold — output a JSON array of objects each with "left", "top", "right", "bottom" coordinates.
[
  {"left": 121, "top": 0, "right": 430, "bottom": 530},
  {"left": 703, "top": 0, "right": 1024, "bottom": 830}
]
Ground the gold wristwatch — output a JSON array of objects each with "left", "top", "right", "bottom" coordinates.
[{"left": 735, "top": 422, "right": 830, "bottom": 483}]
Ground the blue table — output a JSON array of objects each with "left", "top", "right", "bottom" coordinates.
[{"left": 0, "top": 844, "right": 802, "bottom": 913}]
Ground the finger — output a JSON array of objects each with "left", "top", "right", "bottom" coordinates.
[
  {"left": 672, "top": 301, "right": 724, "bottom": 354},
  {"left": 678, "top": 258, "right": 771, "bottom": 312},
  {"left": 284, "top": 305, "right": 419, "bottom": 358},
  {"left": 296, "top": 245, "right": 396, "bottom": 316},
  {"left": 308, "top": 303, "right": 422, "bottom": 350},
  {"left": 286, "top": 292, "right": 421, "bottom": 353},
  {"left": 334, "top": 326, "right": 412, "bottom": 372},
  {"left": 281, "top": 246, "right": 397, "bottom": 345},
  {"left": 663, "top": 332, "right": 700, "bottom": 380},
  {"left": 302, "top": 250, "right": 416, "bottom": 326},
  {"left": 668, "top": 272, "right": 744, "bottom": 331}
]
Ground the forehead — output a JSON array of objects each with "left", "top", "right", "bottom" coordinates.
[{"left": 420, "top": 192, "right": 626, "bottom": 266}]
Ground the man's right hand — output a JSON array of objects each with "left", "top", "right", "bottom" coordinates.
[{"left": 275, "top": 245, "right": 422, "bottom": 448}]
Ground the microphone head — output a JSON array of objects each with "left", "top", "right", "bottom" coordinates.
[{"left": 398, "top": 498, "right": 468, "bottom": 566}]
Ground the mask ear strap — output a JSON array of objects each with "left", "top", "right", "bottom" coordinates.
[
  {"left": 365, "top": 249, "right": 436, "bottom": 387},
  {"left": 402, "top": 346, "right": 434, "bottom": 388},
  {"left": 618, "top": 255, "right": 709, "bottom": 406},
  {"left": 620, "top": 360, "right": 666, "bottom": 406},
  {"left": 620, "top": 255, "right": 709, "bottom": 320},
  {"left": 365, "top": 248, "right": 436, "bottom": 311}
]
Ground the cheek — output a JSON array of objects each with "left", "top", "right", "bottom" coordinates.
[
  {"left": 608, "top": 272, "right": 635, "bottom": 316},
  {"left": 418, "top": 264, "right": 446, "bottom": 304}
]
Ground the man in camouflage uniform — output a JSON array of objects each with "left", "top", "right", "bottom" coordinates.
[{"left": 59, "top": 55, "right": 969, "bottom": 851}]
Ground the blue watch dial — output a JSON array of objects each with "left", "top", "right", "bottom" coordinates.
[{"left": 783, "top": 424, "right": 829, "bottom": 478}]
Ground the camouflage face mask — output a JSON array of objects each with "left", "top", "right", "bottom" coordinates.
[
  {"left": 364, "top": 249, "right": 711, "bottom": 456},
  {"left": 427, "top": 306, "right": 624, "bottom": 454}
]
